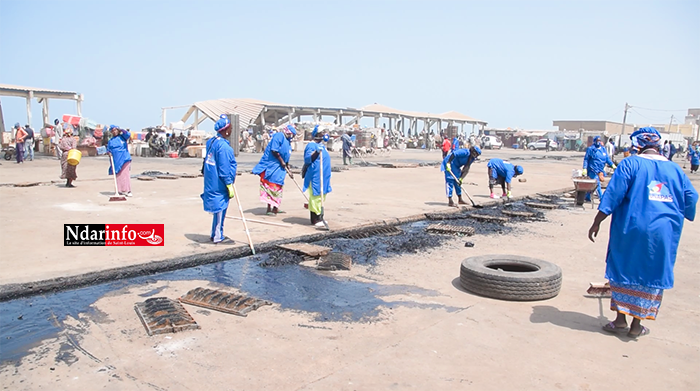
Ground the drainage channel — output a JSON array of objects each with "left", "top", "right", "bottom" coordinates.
[{"left": 0, "top": 192, "right": 575, "bottom": 364}]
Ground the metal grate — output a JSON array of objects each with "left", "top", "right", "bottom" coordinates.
[
  {"left": 316, "top": 252, "right": 352, "bottom": 271},
  {"left": 136, "top": 176, "right": 155, "bottom": 181},
  {"left": 179, "top": 287, "right": 272, "bottom": 317},
  {"left": 523, "top": 202, "right": 558, "bottom": 210},
  {"left": 134, "top": 297, "right": 200, "bottom": 336},
  {"left": 426, "top": 224, "right": 475, "bottom": 236},
  {"left": 425, "top": 212, "right": 466, "bottom": 221},
  {"left": 342, "top": 226, "right": 402, "bottom": 239},
  {"left": 465, "top": 214, "right": 510, "bottom": 223},
  {"left": 501, "top": 210, "right": 537, "bottom": 218},
  {"left": 156, "top": 175, "right": 179, "bottom": 180}
]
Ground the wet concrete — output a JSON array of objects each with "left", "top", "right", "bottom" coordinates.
[{"left": 0, "top": 193, "right": 570, "bottom": 365}]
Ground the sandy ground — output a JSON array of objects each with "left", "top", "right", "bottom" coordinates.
[{"left": 0, "top": 148, "right": 698, "bottom": 390}]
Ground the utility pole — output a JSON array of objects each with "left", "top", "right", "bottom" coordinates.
[
  {"left": 620, "top": 103, "right": 630, "bottom": 137},
  {"left": 667, "top": 114, "right": 675, "bottom": 133}
]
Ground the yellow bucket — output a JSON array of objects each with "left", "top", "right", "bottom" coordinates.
[{"left": 67, "top": 149, "right": 82, "bottom": 166}]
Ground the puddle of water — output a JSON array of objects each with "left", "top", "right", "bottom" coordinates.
[{"left": 0, "top": 199, "right": 568, "bottom": 366}]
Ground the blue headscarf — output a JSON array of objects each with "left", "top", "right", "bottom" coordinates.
[
  {"left": 214, "top": 114, "right": 231, "bottom": 132},
  {"left": 630, "top": 127, "right": 661, "bottom": 150},
  {"left": 593, "top": 136, "right": 601, "bottom": 146},
  {"left": 109, "top": 125, "right": 119, "bottom": 132},
  {"left": 311, "top": 125, "right": 319, "bottom": 138}
]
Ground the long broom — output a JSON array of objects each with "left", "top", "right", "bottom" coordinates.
[
  {"left": 318, "top": 150, "right": 330, "bottom": 230},
  {"left": 232, "top": 183, "right": 255, "bottom": 254},
  {"left": 108, "top": 154, "right": 127, "bottom": 202}
]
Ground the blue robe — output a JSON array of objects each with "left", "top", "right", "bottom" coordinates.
[
  {"left": 201, "top": 136, "right": 237, "bottom": 213},
  {"left": 599, "top": 153, "right": 698, "bottom": 289},
  {"left": 486, "top": 158, "right": 516, "bottom": 183},
  {"left": 689, "top": 147, "right": 700, "bottom": 165},
  {"left": 252, "top": 132, "right": 290, "bottom": 185},
  {"left": 583, "top": 144, "right": 613, "bottom": 175},
  {"left": 303, "top": 142, "right": 332, "bottom": 196},
  {"left": 107, "top": 130, "right": 132, "bottom": 175}
]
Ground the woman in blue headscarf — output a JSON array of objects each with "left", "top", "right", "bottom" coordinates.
[
  {"left": 588, "top": 127, "right": 698, "bottom": 339},
  {"left": 303, "top": 126, "right": 332, "bottom": 227},
  {"left": 107, "top": 125, "right": 133, "bottom": 196},
  {"left": 252, "top": 124, "right": 296, "bottom": 216},
  {"left": 201, "top": 115, "right": 237, "bottom": 243}
]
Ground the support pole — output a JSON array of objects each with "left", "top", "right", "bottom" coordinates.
[
  {"left": 619, "top": 103, "right": 630, "bottom": 137},
  {"left": 41, "top": 98, "right": 49, "bottom": 127},
  {"left": 26, "top": 91, "right": 33, "bottom": 126},
  {"left": 76, "top": 94, "right": 83, "bottom": 117},
  {"left": 228, "top": 113, "right": 240, "bottom": 157},
  {"left": 194, "top": 109, "right": 199, "bottom": 131},
  {"left": 162, "top": 108, "right": 167, "bottom": 126}
]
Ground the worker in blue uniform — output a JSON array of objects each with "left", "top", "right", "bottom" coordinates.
[
  {"left": 303, "top": 126, "right": 332, "bottom": 226},
  {"left": 486, "top": 158, "right": 523, "bottom": 199},
  {"left": 589, "top": 127, "right": 698, "bottom": 339},
  {"left": 582, "top": 136, "right": 616, "bottom": 201},
  {"left": 441, "top": 146, "right": 481, "bottom": 206},
  {"left": 201, "top": 115, "right": 237, "bottom": 244},
  {"left": 252, "top": 125, "right": 296, "bottom": 215}
]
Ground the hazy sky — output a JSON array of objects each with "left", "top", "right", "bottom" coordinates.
[{"left": 1, "top": 0, "right": 698, "bottom": 132}]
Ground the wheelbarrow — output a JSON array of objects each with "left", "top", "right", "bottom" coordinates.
[{"left": 573, "top": 177, "right": 598, "bottom": 207}]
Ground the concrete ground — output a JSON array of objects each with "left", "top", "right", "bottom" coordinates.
[{"left": 0, "top": 148, "right": 698, "bottom": 390}]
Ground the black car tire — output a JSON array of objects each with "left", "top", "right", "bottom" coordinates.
[{"left": 459, "top": 254, "right": 562, "bottom": 301}]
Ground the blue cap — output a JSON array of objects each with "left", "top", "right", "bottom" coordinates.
[
  {"left": 473, "top": 146, "right": 482, "bottom": 155},
  {"left": 214, "top": 114, "right": 231, "bottom": 132},
  {"left": 593, "top": 136, "right": 601, "bottom": 142},
  {"left": 514, "top": 165, "right": 524, "bottom": 175},
  {"left": 286, "top": 124, "right": 297, "bottom": 135},
  {"left": 312, "top": 124, "right": 319, "bottom": 138},
  {"left": 630, "top": 127, "right": 661, "bottom": 149}
]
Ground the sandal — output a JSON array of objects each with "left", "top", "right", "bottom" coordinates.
[
  {"left": 602, "top": 322, "right": 629, "bottom": 334},
  {"left": 626, "top": 326, "right": 650, "bottom": 339}
]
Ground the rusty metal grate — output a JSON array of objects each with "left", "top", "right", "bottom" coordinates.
[
  {"left": 317, "top": 252, "right": 352, "bottom": 271},
  {"left": 156, "top": 175, "right": 179, "bottom": 180},
  {"left": 179, "top": 287, "right": 272, "bottom": 317},
  {"left": 524, "top": 202, "right": 558, "bottom": 210},
  {"left": 465, "top": 214, "right": 510, "bottom": 223},
  {"left": 426, "top": 224, "right": 475, "bottom": 236},
  {"left": 425, "top": 212, "right": 466, "bottom": 221},
  {"left": 501, "top": 210, "right": 537, "bottom": 218},
  {"left": 136, "top": 176, "right": 156, "bottom": 181},
  {"left": 134, "top": 297, "right": 200, "bottom": 336},
  {"left": 343, "top": 226, "right": 402, "bottom": 239}
]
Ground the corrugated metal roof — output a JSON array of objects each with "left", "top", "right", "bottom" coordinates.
[
  {"left": 0, "top": 83, "right": 78, "bottom": 96},
  {"left": 192, "top": 98, "right": 276, "bottom": 129},
  {"left": 187, "top": 99, "right": 487, "bottom": 129}
]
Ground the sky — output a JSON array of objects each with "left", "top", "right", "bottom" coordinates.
[{"left": 1, "top": 0, "right": 698, "bottom": 132}]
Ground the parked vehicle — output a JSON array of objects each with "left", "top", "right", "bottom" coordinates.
[
  {"left": 528, "top": 138, "right": 558, "bottom": 151},
  {"left": 481, "top": 135, "right": 503, "bottom": 149}
]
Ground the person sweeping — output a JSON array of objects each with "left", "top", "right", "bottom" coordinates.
[
  {"left": 252, "top": 124, "right": 296, "bottom": 216},
  {"left": 201, "top": 115, "right": 237, "bottom": 244},
  {"left": 486, "top": 158, "right": 523, "bottom": 199},
  {"left": 303, "top": 127, "right": 332, "bottom": 227},
  {"left": 582, "top": 136, "right": 616, "bottom": 201},
  {"left": 441, "top": 145, "right": 481, "bottom": 207},
  {"left": 588, "top": 127, "right": 698, "bottom": 339},
  {"left": 107, "top": 125, "right": 133, "bottom": 197}
]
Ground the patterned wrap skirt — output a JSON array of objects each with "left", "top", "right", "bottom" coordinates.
[
  {"left": 259, "top": 172, "right": 283, "bottom": 208},
  {"left": 610, "top": 281, "right": 663, "bottom": 320}
]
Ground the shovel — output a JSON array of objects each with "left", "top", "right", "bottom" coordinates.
[{"left": 447, "top": 170, "right": 482, "bottom": 208}]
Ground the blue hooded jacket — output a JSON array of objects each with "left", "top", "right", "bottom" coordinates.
[
  {"left": 487, "top": 158, "right": 516, "bottom": 183},
  {"left": 201, "top": 136, "right": 237, "bottom": 213},
  {"left": 107, "top": 129, "right": 132, "bottom": 175},
  {"left": 252, "top": 132, "right": 291, "bottom": 185},
  {"left": 440, "top": 149, "right": 477, "bottom": 180},
  {"left": 583, "top": 142, "right": 613, "bottom": 175},
  {"left": 303, "top": 141, "right": 332, "bottom": 196}
]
